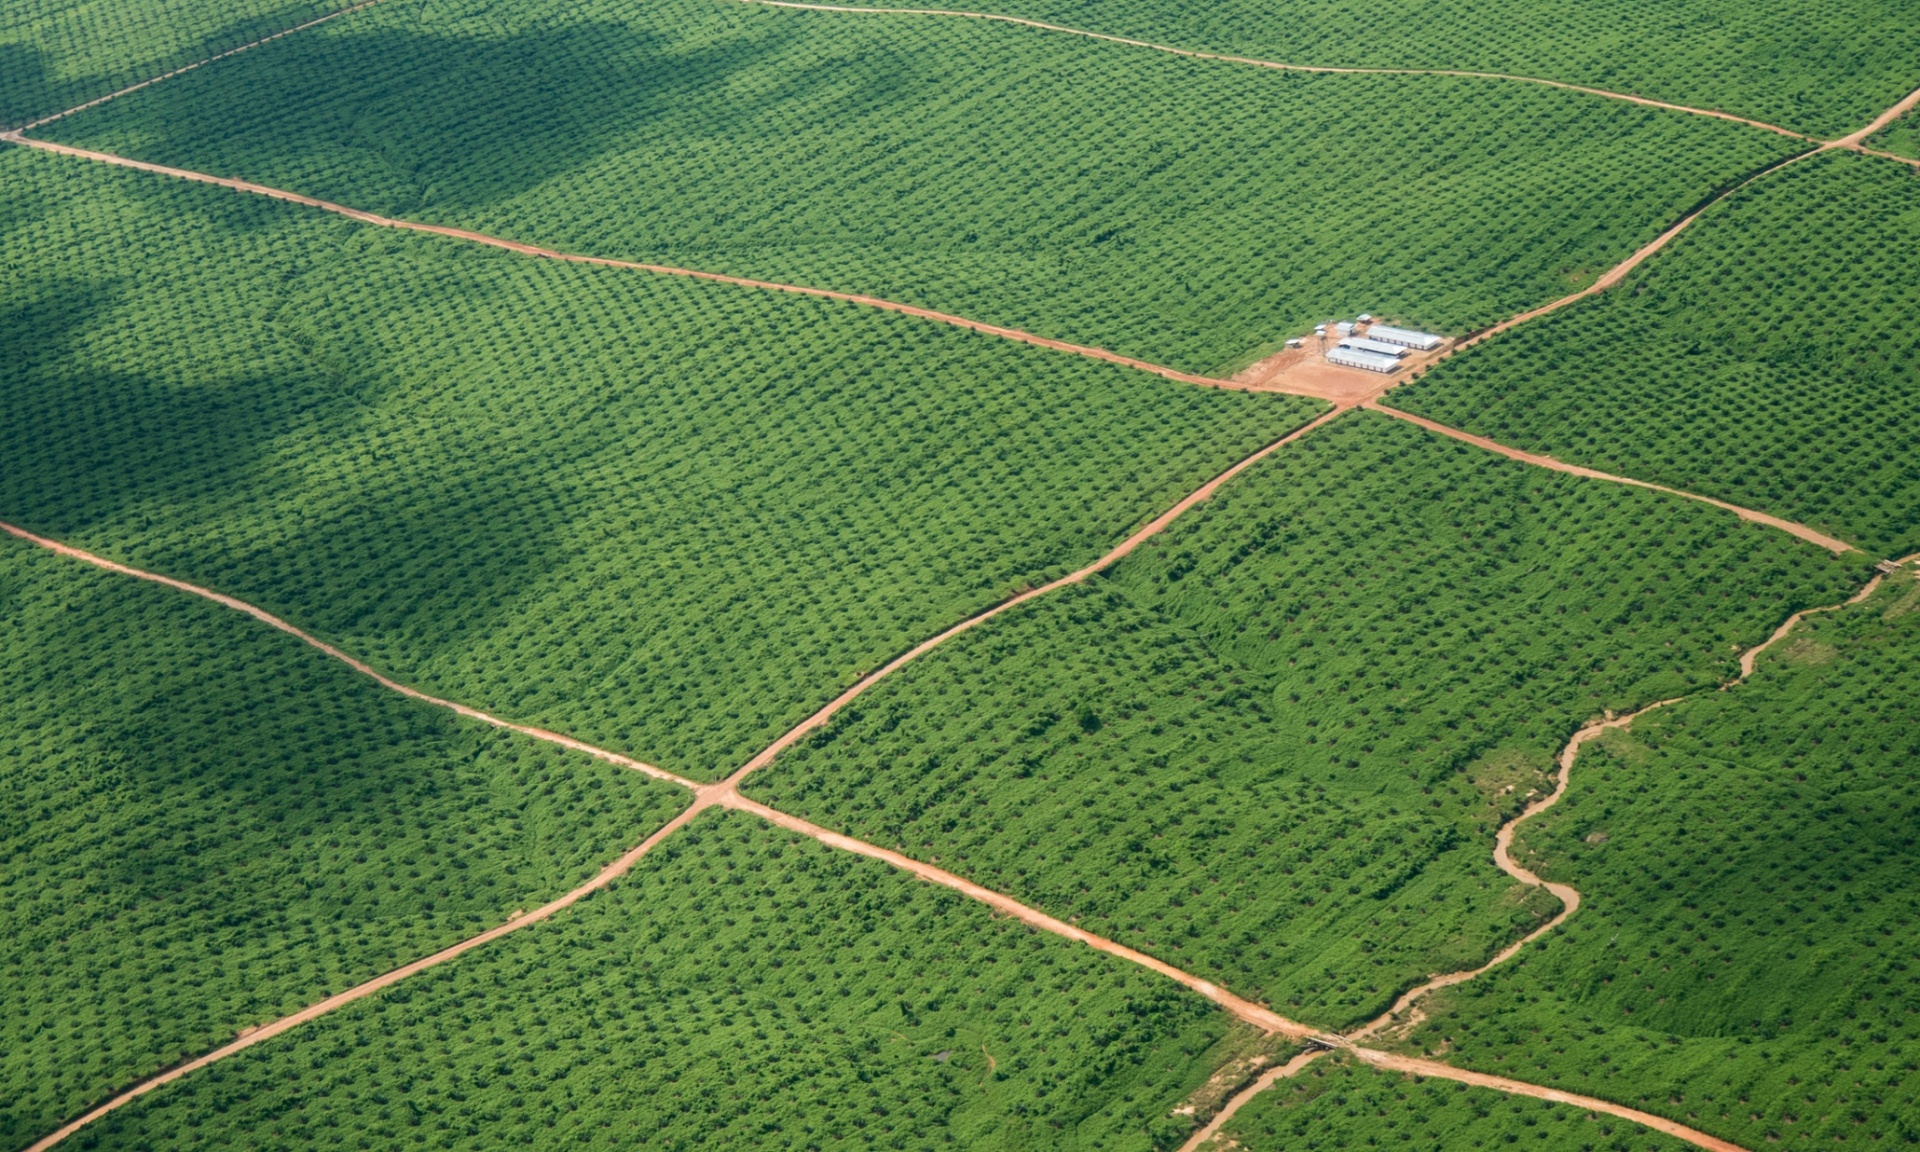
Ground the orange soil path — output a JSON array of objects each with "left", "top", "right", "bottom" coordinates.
[
  {"left": 1368, "top": 407, "right": 1856, "bottom": 554},
  {"left": 3, "top": 407, "right": 1339, "bottom": 1150},
  {"left": 1350, "top": 1050, "right": 1751, "bottom": 1152},
  {"left": 1193, "top": 565, "right": 1903, "bottom": 1151},
  {"left": 0, "top": 520, "right": 697, "bottom": 788},
  {"left": 740, "top": 1, "right": 1813, "bottom": 140},
  {"left": 9, "top": 0, "right": 391, "bottom": 134}
]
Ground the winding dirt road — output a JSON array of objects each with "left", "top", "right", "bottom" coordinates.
[{"left": 739, "top": 1, "right": 1814, "bottom": 140}]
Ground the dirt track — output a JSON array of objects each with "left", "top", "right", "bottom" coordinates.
[
  {"left": 0, "top": 520, "right": 697, "bottom": 788},
  {"left": 742, "top": 1, "right": 1814, "bottom": 140},
  {"left": 10, "top": 0, "right": 391, "bottom": 134}
]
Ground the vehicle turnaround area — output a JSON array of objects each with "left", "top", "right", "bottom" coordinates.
[{"left": 2, "top": 1, "right": 1917, "bottom": 1150}]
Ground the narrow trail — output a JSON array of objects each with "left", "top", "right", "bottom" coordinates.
[
  {"left": 1192, "top": 565, "right": 1902, "bottom": 1151},
  {"left": 6, "top": 407, "right": 1341, "bottom": 1151},
  {"left": 1830, "top": 83, "right": 1920, "bottom": 148},
  {"left": 1366, "top": 407, "right": 1857, "bottom": 554},
  {"left": 738, "top": 1, "right": 1813, "bottom": 140},
  {"left": 9, "top": 0, "right": 391, "bottom": 134},
  {"left": 0, "top": 520, "right": 697, "bottom": 788}
]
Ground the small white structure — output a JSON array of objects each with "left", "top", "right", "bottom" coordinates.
[
  {"left": 1335, "top": 321, "right": 1356, "bottom": 338},
  {"left": 1357, "top": 313, "right": 1374, "bottom": 323},
  {"left": 1327, "top": 346, "right": 1402, "bottom": 374},
  {"left": 1313, "top": 324, "right": 1327, "bottom": 337},
  {"left": 1366, "top": 324, "right": 1444, "bottom": 351},
  {"left": 1338, "top": 336, "right": 1409, "bottom": 358},
  {"left": 1285, "top": 337, "right": 1305, "bottom": 349}
]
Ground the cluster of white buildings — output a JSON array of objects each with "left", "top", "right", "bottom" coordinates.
[{"left": 1313, "top": 316, "right": 1445, "bottom": 375}]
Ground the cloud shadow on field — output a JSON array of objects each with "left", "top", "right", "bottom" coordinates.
[{"left": 45, "top": 14, "right": 841, "bottom": 217}]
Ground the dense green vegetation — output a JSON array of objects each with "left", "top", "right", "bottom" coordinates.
[
  {"left": 0, "top": 0, "right": 339, "bottom": 129},
  {"left": 79, "top": 810, "right": 1245, "bottom": 1151},
  {"left": 1210, "top": 1056, "right": 1692, "bottom": 1152},
  {"left": 813, "top": 0, "right": 1917, "bottom": 139},
  {"left": 1866, "top": 107, "right": 1920, "bottom": 160},
  {"left": 40, "top": 0, "right": 1800, "bottom": 375},
  {"left": 1389, "top": 152, "right": 1920, "bottom": 556},
  {"left": 747, "top": 413, "right": 1864, "bottom": 1029},
  {"left": 0, "top": 147, "right": 1320, "bottom": 780},
  {"left": 1395, "top": 567, "right": 1920, "bottom": 1148},
  {"left": 0, "top": 535, "right": 685, "bottom": 1148}
]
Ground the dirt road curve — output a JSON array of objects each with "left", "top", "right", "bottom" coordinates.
[
  {"left": 10, "top": 0, "right": 390, "bottom": 134},
  {"left": 742, "top": 1, "right": 1813, "bottom": 140},
  {"left": 0, "top": 520, "right": 697, "bottom": 788},
  {"left": 1349, "top": 1050, "right": 1751, "bottom": 1152},
  {"left": 1367, "top": 408, "right": 1856, "bottom": 553},
  {"left": 1176, "top": 1048, "right": 1329, "bottom": 1152},
  {"left": 1830, "top": 83, "right": 1920, "bottom": 149}
]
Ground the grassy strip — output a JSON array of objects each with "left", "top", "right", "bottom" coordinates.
[
  {"left": 0, "top": 148, "right": 1321, "bottom": 779},
  {"left": 1391, "top": 566, "right": 1920, "bottom": 1148},
  {"left": 746, "top": 412, "right": 1865, "bottom": 1029},
  {"left": 1388, "top": 152, "right": 1920, "bottom": 557},
  {"left": 78, "top": 809, "right": 1249, "bottom": 1151},
  {"left": 0, "top": 534, "right": 687, "bottom": 1148},
  {"left": 35, "top": 0, "right": 1799, "bottom": 375}
]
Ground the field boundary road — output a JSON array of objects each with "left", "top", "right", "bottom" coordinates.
[
  {"left": 737, "top": 1, "right": 1817, "bottom": 139},
  {"left": 6, "top": 0, "right": 391, "bottom": 134}
]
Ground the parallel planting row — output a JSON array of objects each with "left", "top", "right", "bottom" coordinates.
[
  {"left": 1390, "top": 568, "right": 1920, "bottom": 1150},
  {"left": 36, "top": 0, "right": 1802, "bottom": 374},
  {"left": 0, "top": 535, "right": 685, "bottom": 1149},
  {"left": 0, "top": 0, "right": 343, "bottom": 128},
  {"left": 0, "top": 147, "right": 1322, "bottom": 780},
  {"left": 747, "top": 413, "right": 1862, "bottom": 1028},
  {"left": 806, "top": 0, "right": 1920, "bottom": 138},
  {"left": 1390, "top": 152, "right": 1920, "bottom": 556}
]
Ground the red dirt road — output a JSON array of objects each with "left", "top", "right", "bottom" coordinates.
[
  {"left": 0, "top": 520, "right": 698, "bottom": 788},
  {"left": 1367, "top": 408, "right": 1856, "bottom": 553},
  {"left": 742, "top": 1, "right": 1813, "bottom": 140},
  {"left": 1350, "top": 1050, "right": 1751, "bottom": 1152},
  {"left": 724, "top": 793, "right": 1321, "bottom": 1037},
  {"left": 17, "top": 799, "right": 709, "bottom": 1152}
]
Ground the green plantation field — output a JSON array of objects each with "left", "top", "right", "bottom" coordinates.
[
  {"left": 0, "top": 0, "right": 341, "bottom": 129},
  {"left": 745, "top": 413, "right": 1864, "bottom": 1028},
  {"left": 0, "top": 535, "right": 684, "bottom": 1149},
  {"left": 77, "top": 810, "right": 1245, "bottom": 1152},
  {"left": 0, "top": 147, "right": 1322, "bottom": 781},
  {"left": 38, "top": 0, "right": 1801, "bottom": 375},
  {"left": 1209, "top": 1057, "right": 1692, "bottom": 1152},
  {"left": 1389, "top": 152, "right": 1920, "bottom": 556},
  {"left": 812, "top": 0, "right": 1916, "bottom": 140},
  {"left": 1392, "top": 567, "right": 1920, "bottom": 1148},
  {"left": 1867, "top": 108, "right": 1920, "bottom": 159}
]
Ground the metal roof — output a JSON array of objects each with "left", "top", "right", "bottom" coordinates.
[
  {"left": 1326, "top": 346, "right": 1402, "bottom": 374},
  {"left": 1339, "top": 337, "right": 1409, "bottom": 357},
  {"left": 1365, "top": 324, "right": 1444, "bottom": 350}
]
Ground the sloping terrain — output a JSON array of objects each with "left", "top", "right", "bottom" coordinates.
[
  {"left": 746, "top": 412, "right": 1862, "bottom": 1028},
  {"left": 1388, "top": 567, "right": 1920, "bottom": 1148},
  {"left": 0, "top": 533, "right": 685, "bottom": 1149},
  {"left": 0, "top": 147, "right": 1321, "bottom": 780},
  {"left": 34, "top": 0, "right": 1801, "bottom": 374},
  {"left": 1388, "top": 152, "right": 1920, "bottom": 556},
  {"left": 796, "top": 0, "right": 1919, "bottom": 138},
  {"left": 73, "top": 810, "right": 1245, "bottom": 1152}
]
